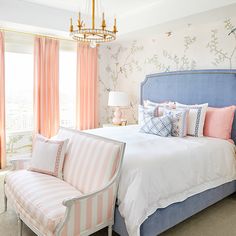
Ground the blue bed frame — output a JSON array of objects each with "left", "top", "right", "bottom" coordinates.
[{"left": 113, "top": 70, "right": 236, "bottom": 236}]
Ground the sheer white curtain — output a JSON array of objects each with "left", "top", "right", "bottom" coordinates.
[{"left": 0, "top": 32, "right": 6, "bottom": 169}]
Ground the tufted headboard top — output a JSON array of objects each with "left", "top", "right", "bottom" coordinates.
[{"left": 140, "top": 69, "right": 236, "bottom": 144}]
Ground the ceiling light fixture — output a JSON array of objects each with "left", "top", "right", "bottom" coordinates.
[{"left": 69, "top": 0, "right": 117, "bottom": 47}]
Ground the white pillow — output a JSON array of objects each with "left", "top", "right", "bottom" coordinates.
[
  {"left": 51, "top": 128, "right": 75, "bottom": 155},
  {"left": 176, "top": 102, "right": 208, "bottom": 137},
  {"left": 143, "top": 100, "right": 176, "bottom": 116},
  {"left": 138, "top": 105, "right": 159, "bottom": 126},
  {"left": 29, "top": 134, "right": 69, "bottom": 179}
]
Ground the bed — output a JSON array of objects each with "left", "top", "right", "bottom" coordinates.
[{"left": 88, "top": 69, "right": 236, "bottom": 236}]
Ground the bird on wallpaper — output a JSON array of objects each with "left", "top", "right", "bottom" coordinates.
[{"left": 228, "top": 28, "right": 236, "bottom": 36}]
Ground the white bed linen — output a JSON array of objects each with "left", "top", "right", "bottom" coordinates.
[{"left": 86, "top": 125, "right": 236, "bottom": 236}]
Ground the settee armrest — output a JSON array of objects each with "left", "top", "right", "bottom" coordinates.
[
  {"left": 56, "top": 177, "right": 118, "bottom": 236},
  {"left": 10, "top": 155, "right": 32, "bottom": 171}
]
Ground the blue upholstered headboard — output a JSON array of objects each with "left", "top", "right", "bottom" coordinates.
[{"left": 140, "top": 70, "right": 236, "bottom": 144}]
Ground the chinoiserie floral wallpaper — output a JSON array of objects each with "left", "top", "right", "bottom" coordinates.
[{"left": 98, "top": 18, "right": 236, "bottom": 125}]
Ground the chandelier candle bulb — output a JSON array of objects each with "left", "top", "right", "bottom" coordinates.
[
  {"left": 70, "top": 18, "right": 73, "bottom": 32},
  {"left": 102, "top": 12, "right": 106, "bottom": 30},
  {"left": 113, "top": 18, "right": 118, "bottom": 33},
  {"left": 78, "top": 12, "right": 82, "bottom": 30}
]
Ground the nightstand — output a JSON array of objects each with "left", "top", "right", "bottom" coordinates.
[
  {"left": 102, "top": 124, "right": 122, "bottom": 128},
  {"left": 102, "top": 123, "right": 137, "bottom": 128}
]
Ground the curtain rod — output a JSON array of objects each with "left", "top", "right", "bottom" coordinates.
[{"left": 0, "top": 27, "right": 75, "bottom": 42}]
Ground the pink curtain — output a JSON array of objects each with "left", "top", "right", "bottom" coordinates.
[
  {"left": 0, "top": 32, "right": 6, "bottom": 169},
  {"left": 76, "top": 43, "right": 98, "bottom": 130},
  {"left": 34, "top": 37, "right": 59, "bottom": 138}
]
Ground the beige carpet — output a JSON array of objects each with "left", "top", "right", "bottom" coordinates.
[{"left": 1, "top": 170, "right": 236, "bottom": 236}]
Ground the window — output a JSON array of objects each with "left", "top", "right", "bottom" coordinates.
[
  {"left": 5, "top": 51, "right": 34, "bottom": 158},
  {"left": 4, "top": 33, "right": 77, "bottom": 159},
  {"left": 59, "top": 43, "right": 77, "bottom": 128}
]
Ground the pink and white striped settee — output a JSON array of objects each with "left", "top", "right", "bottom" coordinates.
[{"left": 4, "top": 128, "right": 125, "bottom": 236}]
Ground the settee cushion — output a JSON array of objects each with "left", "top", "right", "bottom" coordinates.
[{"left": 5, "top": 170, "right": 82, "bottom": 233}]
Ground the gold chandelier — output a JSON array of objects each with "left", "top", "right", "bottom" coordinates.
[{"left": 69, "top": 0, "right": 117, "bottom": 47}]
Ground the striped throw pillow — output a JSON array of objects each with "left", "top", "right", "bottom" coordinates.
[{"left": 176, "top": 103, "right": 208, "bottom": 137}]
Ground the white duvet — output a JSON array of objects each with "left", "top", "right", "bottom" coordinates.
[{"left": 86, "top": 125, "right": 236, "bottom": 236}]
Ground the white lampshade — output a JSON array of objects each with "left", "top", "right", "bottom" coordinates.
[{"left": 108, "top": 91, "right": 129, "bottom": 107}]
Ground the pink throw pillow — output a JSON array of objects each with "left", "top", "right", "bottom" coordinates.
[{"left": 203, "top": 106, "right": 235, "bottom": 140}]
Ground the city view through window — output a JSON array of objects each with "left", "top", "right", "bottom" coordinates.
[{"left": 5, "top": 50, "right": 76, "bottom": 158}]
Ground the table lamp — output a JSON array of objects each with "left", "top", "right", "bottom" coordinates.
[{"left": 108, "top": 91, "right": 129, "bottom": 125}]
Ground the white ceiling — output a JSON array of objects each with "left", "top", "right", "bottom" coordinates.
[
  {"left": 22, "top": 0, "right": 159, "bottom": 17},
  {"left": 1, "top": 0, "right": 236, "bottom": 40}
]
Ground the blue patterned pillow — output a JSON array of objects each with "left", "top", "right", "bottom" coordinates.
[{"left": 140, "top": 114, "right": 172, "bottom": 137}]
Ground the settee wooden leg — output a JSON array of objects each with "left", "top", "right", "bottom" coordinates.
[
  {"left": 3, "top": 178, "right": 7, "bottom": 212},
  {"left": 17, "top": 216, "right": 22, "bottom": 236},
  {"left": 4, "top": 194, "right": 7, "bottom": 212},
  {"left": 108, "top": 225, "right": 112, "bottom": 236}
]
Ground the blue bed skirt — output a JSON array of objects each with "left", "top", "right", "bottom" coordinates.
[{"left": 113, "top": 181, "right": 236, "bottom": 236}]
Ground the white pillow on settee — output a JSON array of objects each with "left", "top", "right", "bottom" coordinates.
[{"left": 29, "top": 134, "right": 69, "bottom": 179}]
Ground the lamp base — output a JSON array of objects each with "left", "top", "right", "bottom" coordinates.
[{"left": 112, "top": 107, "right": 122, "bottom": 125}]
